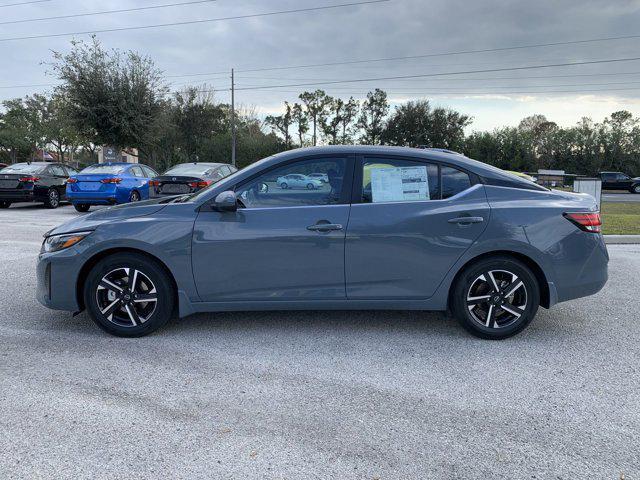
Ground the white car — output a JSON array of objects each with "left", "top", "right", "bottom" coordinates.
[
  {"left": 277, "top": 174, "right": 324, "bottom": 190},
  {"left": 308, "top": 172, "right": 329, "bottom": 183}
]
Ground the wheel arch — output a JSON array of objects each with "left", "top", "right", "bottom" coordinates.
[
  {"left": 447, "top": 250, "right": 551, "bottom": 310},
  {"left": 76, "top": 247, "right": 179, "bottom": 312}
]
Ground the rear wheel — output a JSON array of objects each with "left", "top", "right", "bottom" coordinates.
[
  {"left": 280, "top": 182, "right": 288, "bottom": 189},
  {"left": 307, "top": 183, "right": 315, "bottom": 190},
  {"left": 451, "top": 256, "right": 540, "bottom": 340},
  {"left": 632, "top": 184, "right": 640, "bottom": 194},
  {"left": 74, "top": 203, "right": 90, "bottom": 212},
  {"left": 84, "top": 253, "right": 175, "bottom": 337},
  {"left": 0, "top": 201, "right": 10, "bottom": 209},
  {"left": 130, "top": 190, "right": 141, "bottom": 202},
  {"left": 44, "top": 188, "right": 60, "bottom": 209}
]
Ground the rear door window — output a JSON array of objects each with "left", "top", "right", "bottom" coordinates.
[
  {"left": 50, "top": 165, "right": 66, "bottom": 176},
  {"left": 361, "top": 157, "right": 439, "bottom": 203},
  {"left": 130, "top": 166, "right": 144, "bottom": 177}
]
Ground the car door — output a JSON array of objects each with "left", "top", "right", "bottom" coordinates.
[
  {"left": 345, "top": 155, "right": 490, "bottom": 299},
  {"left": 192, "top": 154, "right": 354, "bottom": 302},
  {"left": 616, "top": 173, "right": 631, "bottom": 189},
  {"left": 129, "top": 165, "right": 148, "bottom": 198},
  {"left": 49, "top": 164, "right": 68, "bottom": 198}
]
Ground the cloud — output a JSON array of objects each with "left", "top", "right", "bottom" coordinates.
[{"left": 2, "top": 0, "right": 640, "bottom": 129}]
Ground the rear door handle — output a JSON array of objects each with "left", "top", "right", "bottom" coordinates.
[
  {"left": 448, "top": 216, "right": 484, "bottom": 225},
  {"left": 307, "top": 223, "right": 343, "bottom": 232}
]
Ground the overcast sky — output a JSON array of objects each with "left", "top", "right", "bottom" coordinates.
[{"left": 2, "top": 0, "right": 640, "bottom": 131}]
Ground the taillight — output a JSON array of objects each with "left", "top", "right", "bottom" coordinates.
[
  {"left": 149, "top": 180, "right": 160, "bottom": 187},
  {"left": 19, "top": 176, "right": 40, "bottom": 183},
  {"left": 564, "top": 212, "right": 602, "bottom": 233},
  {"left": 101, "top": 178, "right": 122, "bottom": 184},
  {"left": 66, "top": 178, "right": 78, "bottom": 184},
  {"left": 188, "top": 180, "right": 212, "bottom": 188}
]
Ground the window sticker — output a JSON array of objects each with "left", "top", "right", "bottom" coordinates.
[{"left": 370, "top": 166, "right": 430, "bottom": 203}]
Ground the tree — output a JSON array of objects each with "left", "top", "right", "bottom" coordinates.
[
  {"left": 50, "top": 37, "right": 167, "bottom": 154},
  {"left": 299, "top": 90, "right": 332, "bottom": 146},
  {"left": 381, "top": 100, "right": 471, "bottom": 150},
  {"left": 358, "top": 89, "right": 389, "bottom": 144},
  {"left": 0, "top": 98, "right": 37, "bottom": 163},
  {"left": 321, "top": 97, "right": 359, "bottom": 145},
  {"left": 264, "top": 102, "right": 293, "bottom": 148},
  {"left": 291, "top": 103, "right": 309, "bottom": 147}
]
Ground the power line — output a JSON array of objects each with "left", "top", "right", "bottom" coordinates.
[
  {"left": 227, "top": 56, "right": 640, "bottom": 91},
  {"left": 0, "top": 0, "right": 49, "bottom": 7},
  {"left": 0, "top": 0, "right": 219, "bottom": 25},
  {"left": 163, "top": 33, "right": 640, "bottom": 77},
  {"left": 0, "top": 0, "right": 390, "bottom": 42},
  {"left": 237, "top": 80, "right": 640, "bottom": 91}
]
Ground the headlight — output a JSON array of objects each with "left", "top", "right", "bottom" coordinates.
[{"left": 41, "top": 231, "right": 92, "bottom": 253}]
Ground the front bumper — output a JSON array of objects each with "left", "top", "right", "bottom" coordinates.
[{"left": 36, "top": 249, "right": 83, "bottom": 312}]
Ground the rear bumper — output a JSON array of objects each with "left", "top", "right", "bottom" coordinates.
[
  {"left": 554, "top": 233, "right": 609, "bottom": 304},
  {"left": 0, "top": 189, "right": 39, "bottom": 202},
  {"left": 67, "top": 191, "right": 118, "bottom": 205}
]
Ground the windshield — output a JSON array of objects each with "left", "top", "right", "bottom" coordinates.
[
  {"left": 0, "top": 163, "right": 45, "bottom": 174},
  {"left": 80, "top": 164, "right": 126, "bottom": 174},
  {"left": 163, "top": 163, "right": 219, "bottom": 176}
]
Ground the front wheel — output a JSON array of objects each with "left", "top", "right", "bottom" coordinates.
[
  {"left": 44, "top": 188, "right": 60, "bottom": 209},
  {"left": 0, "top": 201, "right": 10, "bottom": 209},
  {"left": 84, "top": 253, "right": 175, "bottom": 337},
  {"left": 451, "top": 256, "right": 540, "bottom": 340},
  {"left": 280, "top": 182, "right": 288, "bottom": 189},
  {"left": 74, "top": 203, "right": 90, "bottom": 212},
  {"left": 307, "top": 183, "right": 315, "bottom": 190}
]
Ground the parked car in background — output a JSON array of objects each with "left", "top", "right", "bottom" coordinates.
[
  {"left": 0, "top": 162, "right": 76, "bottom": 209},
  {"left": 277, "top": 173, "right": 323, "bottom": 189},
  {"left": 37, "top": 146, "right": 608, "bottom": 340},
  {"left": 599, "top": 171, "right": 640, "bottom": 193},
  {"left": 308, "top": 172, "right": 329, "bottom": 183},
  {"left": 66, "top": 162, "right": 158, "bottom": 212},
  {"left": 150, "top": 162, "right": 237, "bottom": 198}
]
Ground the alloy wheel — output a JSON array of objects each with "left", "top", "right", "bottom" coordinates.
[
  {"left": 96, "top": 267, "right": 158, "bottom": 327},
  {"left": 466, "top": 269, "right": 528, "bottom": 329},
  {"left": 130, "top": 191, "right": 140, "bottom": 202},
  {"left": 49, "top": 190, "right": 59, "bottom": 207}
]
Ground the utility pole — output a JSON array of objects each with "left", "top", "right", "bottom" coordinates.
[{"left": 231, "top": 68, "right": 236, "bottom": 167}]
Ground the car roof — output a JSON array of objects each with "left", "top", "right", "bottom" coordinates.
[{"left": 266, "top": 145, "right": 536, "bottom": 186}]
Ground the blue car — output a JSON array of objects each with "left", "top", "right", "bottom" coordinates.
[
  {"left": 37, "top": 146, "right": 608, "bottom": 339},
  {"left": 66, "top": 162, "right": 159, "bottom": 212}
]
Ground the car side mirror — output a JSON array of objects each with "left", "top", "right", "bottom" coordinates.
[{"left": 213, "top": 190, "right": 238, "bottom": 212}]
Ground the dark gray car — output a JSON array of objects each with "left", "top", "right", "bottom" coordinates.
[{"left": 36, "top": 146, "right": 608, "bottom": 339}]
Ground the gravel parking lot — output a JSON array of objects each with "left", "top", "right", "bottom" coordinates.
[{"left": 0, "top": 203, "right": 639, "bottom": 479}]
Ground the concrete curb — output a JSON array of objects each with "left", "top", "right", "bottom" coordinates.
[{"left": 604, "top": 235, "right": 640, "bottom": 244}]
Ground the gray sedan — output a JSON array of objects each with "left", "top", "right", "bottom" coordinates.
[{"left": 36, "top": 146, "right": 608, "bottom": 339}]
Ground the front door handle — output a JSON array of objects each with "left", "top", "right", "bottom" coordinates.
[
  {"left": 307, "top": 223, "right": 343, "bottom": 232},
  {"left": 448, "top": 216, "right": 484, "bottom": 225}
]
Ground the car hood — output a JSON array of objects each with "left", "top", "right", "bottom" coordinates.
[{"left": 45, "top": 198, "right": 172, "bottom": 237}]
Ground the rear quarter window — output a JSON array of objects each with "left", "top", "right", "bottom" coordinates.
[{"left": 441, "top": 165, "right": 472, "bottom": 199}]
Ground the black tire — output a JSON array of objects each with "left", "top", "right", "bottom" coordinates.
[
  {"left": 0, "top": 201, "right": 10, "bottom": 209},
  {"left": 307, "top": 183, "right": 315, "bottom": 190},
  {"left": 632, "top": 184, "right": 640, "bottom": 194},
  {"left": 280, "top": 182, "right": 288, "bottom": 189},
  {"left": 84, "top": 253, "right": 175, "bottom": 337},
  {"left": 130, "top": 190, "right": 141, "bottom": 202},
  {"left": 44, "top": 188, "right": 60, "bottom": 209},
  {"left": 74, "top": 203, "right": 91, "bottom": 212},
  {"left": 451, "top": 256, "right": 540, "bottom": 340}
]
